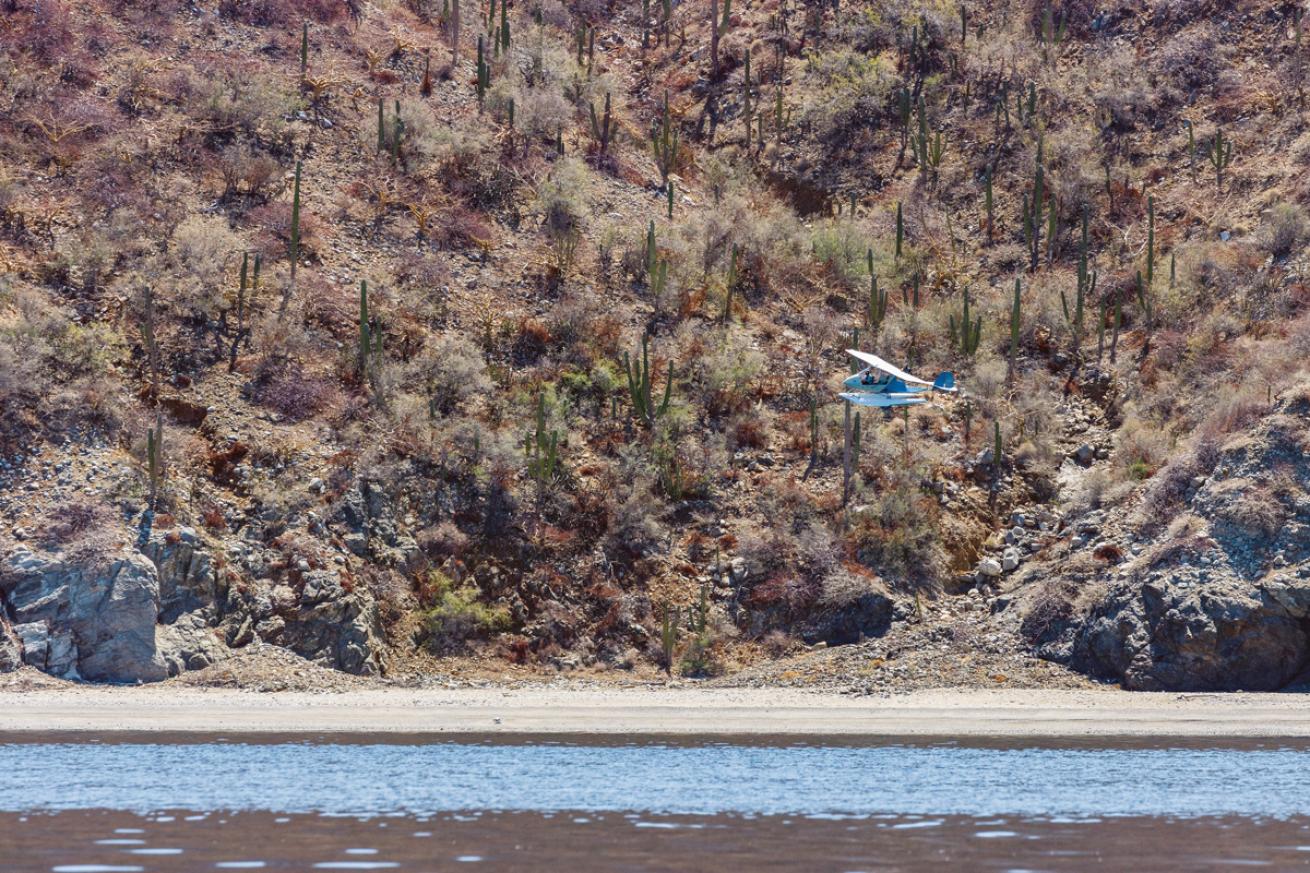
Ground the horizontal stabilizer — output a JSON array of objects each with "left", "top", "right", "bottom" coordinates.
[{"left": 933, "top": 371, "right": 958, "bottom": 392}]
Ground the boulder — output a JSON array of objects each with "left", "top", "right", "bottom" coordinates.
[
  {"left": 157, "top": 612, "right": 231, "bottom": 676},
  {"left": 978, "top": 558, "right": 1003, "bottom": 577},
  {"left": 0, "top": 548, "right": 167, "bottom": 682},
  {"left": 1072, "top": 444, "right": 1095, "bottom": 467},
  {"left": 1072, "top": 567, "right": 1310, "bottom": 691}
]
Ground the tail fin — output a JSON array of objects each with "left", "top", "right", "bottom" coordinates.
[{"left": 933, "top": 371, "right": 957, "bottom": 392}]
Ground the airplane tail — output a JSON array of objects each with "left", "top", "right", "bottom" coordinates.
[{"left": 933, "top": 371, "right": 957, "bottom": 392}]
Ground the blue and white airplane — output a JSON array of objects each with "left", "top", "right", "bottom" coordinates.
[{"left": 839, "top": 350, "right": 956, "bottom": 408}]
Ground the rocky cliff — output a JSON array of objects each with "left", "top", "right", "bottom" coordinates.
[
  {"left": 1035, "top": 389, "right": 1310, "bottom": 691},
  {"left": 0, "top": 521, "right": 384, "bottom": 683}
]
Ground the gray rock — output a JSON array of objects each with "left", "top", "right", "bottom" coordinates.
[
  {"left": 140, "top": 527, "right": 220, "bottom": 624},
  {"left": 0, "top": 622, "right": 20, "bottom": 672},
  {"left": 1002, "top": 550, "right": 1020, "bottom": 572},
  {"left": 1073, "top": 569, "right": 1310, "bottom": 691},
  {"left": 13, "top": 622, "right": 48, "bottom": 670},
  {"left": 978, "top": 558, "right": 1003, "bottom": 577},
  {"left": 1072, "top": 444, "right": 1095, "bottom": 467},
  {"left": 0, "top": 547, "right": 167, "bottom": 682},
  {"left": 157, "top": 616, "right": 230, "bottom": 677}
]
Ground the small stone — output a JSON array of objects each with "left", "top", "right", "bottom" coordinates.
[{"left": 978, "top": 558, "right": 1003, "bottom": 577}]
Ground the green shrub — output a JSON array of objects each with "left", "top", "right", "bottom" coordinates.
[{"left": 420, "top": 570, "right": 511, "bottom": 653}]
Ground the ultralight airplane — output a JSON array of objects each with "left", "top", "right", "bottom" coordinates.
[{"left": 839, "top": 350, "right": 957, "bottom": 409}]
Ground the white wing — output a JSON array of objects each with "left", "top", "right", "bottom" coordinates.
[{"left": 844, "top": 350, "right": 932, "bottom": 386}]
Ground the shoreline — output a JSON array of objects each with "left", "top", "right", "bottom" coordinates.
[{"left": 2, "top": 686, "right": 1310, "bottom": 739}]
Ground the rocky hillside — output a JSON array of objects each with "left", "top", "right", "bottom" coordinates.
[{"left": 1, "top": 0, "right": 1309, "bottom": 689}]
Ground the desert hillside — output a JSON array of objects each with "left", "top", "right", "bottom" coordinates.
[{"left": 1, "top": 0, "right": 1309, "bottom": 691}]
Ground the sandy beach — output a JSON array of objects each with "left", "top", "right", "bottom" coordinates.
[{"left": 1, "top": 685, "right": 1309, "bottom": 738}]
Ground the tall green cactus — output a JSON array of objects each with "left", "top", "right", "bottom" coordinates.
[
  {"left": 808, "top": 393, "right": 819, "bottom": 467},
  {"left": 1007, "top": 277, "right": 1021, "bottom": 383},
  {"left": 376, "top": 98, "right": 385, "bottom": 153},
  {"left": 983, "top": 167, "right": 994, "bottom": 242},
  {"left": 895, "top": 201, "right": 904, "bottom": 260},
  {"left": 895, "top": 86, "right": 912, "bottom": 166},
  {"left": 589, "top": 91, "right": 613, "bottom": 153},
  {"left": 660, "top": 605, "right": 678, "bottom": 675},
  {"left": 1135, "top": 269, "right": 1153, "bottom": 333},
  {"left": 1208, "top": 128, "right": 1233, "bottom": 190},
  {"left": 742, "top": 47, "right": 752, "bottom": 152},
  {"left": 911, "top": 95, "right": 946, "bottom": 185},
  {"left": 645, "top": 220, "right": 658, "bottom": 279},
  {"left": 852, "top": 410, "right": 862, "bottom": 474},
  {"left": 528, "top": 393, "right": 560, "bottom": 492},
  {"left": 1061, "top": 208, "right": 1094, "bottom": 355},
  {"left": 146, "top": 417, "right": 163, "bottom": 512},
  {"left": 652, "top": 91, "right": 679, "bottom": 183},
  {"left": 476, "top": 35, "right": 489, "bottom": 110},
  {"left": 300, "top": 22, "right": 309, "bottom": 79},
  {"left": 1030, "top": 136, "right": 1045, "bottom": 272},
  {"left": 358, "top": 279, "right": 370, "bottom": 377},
  {"left": 1146, "top": 195, "right": 1155, "bottom": 286},
  {"left": 624, "top": 335, "right": 673, "bottom": 427},
  {"left": 865, "top": 249, "right": 887, "bottom": 329},
  {"left": 722, "top": 243, "right": 739, "bottom": 323},
  {"left": 951, "top": 287, "right": 982, "bottom": 356},
  {"left": 277, "top": 160, "right": 303, "bottom": 320},
  {"left": 391, "top": 100, "right": 403, "bottom": 164}
]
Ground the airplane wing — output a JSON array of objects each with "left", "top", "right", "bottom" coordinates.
[
  {"left": 839, "top": 392, "right": 928, "bottom": 408},
  {"left": 844, "top": 350, "right": 932, "bottom": 386}
]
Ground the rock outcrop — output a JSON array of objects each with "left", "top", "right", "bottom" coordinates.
[
  {"left": 1073, "top": 561, "right": 1310, "bottom": 691},
  {"left": 0, "top": 546, "right": 167, "bottom": 682},
  {"left": 0, "top": 519, "right": 387, "bottom": 682},
  {"left": 1065, "top": 392, "right": 1310, "bottom": 691}
]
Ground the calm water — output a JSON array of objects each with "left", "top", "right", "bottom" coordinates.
[{"left": 3, "top": 738, "right": 1310, "bottom": 871}]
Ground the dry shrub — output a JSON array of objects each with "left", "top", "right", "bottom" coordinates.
[
  {"left": 434, "top": 204, "right": 494, "bottom": 250},
  {"left": 394, "top": 252, "right": 451, "bottom": 295},
  {"left": 1200, "top": 388, "right": 1268, "bottom": 441},
  {"left": 250, "top": 201, "right": 330, "bottom": 261},
  {"left": 731, "top": 414, "right": 769, "bottom": 450},
  {"left": 1113, "top": 414, "right": 1171, "bottom": 481},
  {"left": 1019, "top": 580, "right": 1076, "bottom": 645},
  {"left": 1211, "top": 481, "right": 1287, "bottom": 541},
  {"left": 1260, "top": 204, "right": 1309, "bottom": 261},
  {"left": 254, "top": 364, "right": 340, "bottom": 421},
  {"left": 216, "top": 144, "right": 281, "bottom": 199},
  {"left": 747, "top": 573, "right": 819, "bottom": 616},
  {"left": 302, "top": 274, "right": 359, "bottom": 341},
  {"left": 1142, "top": 434, "right": 1219, "bottom": 520}
]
